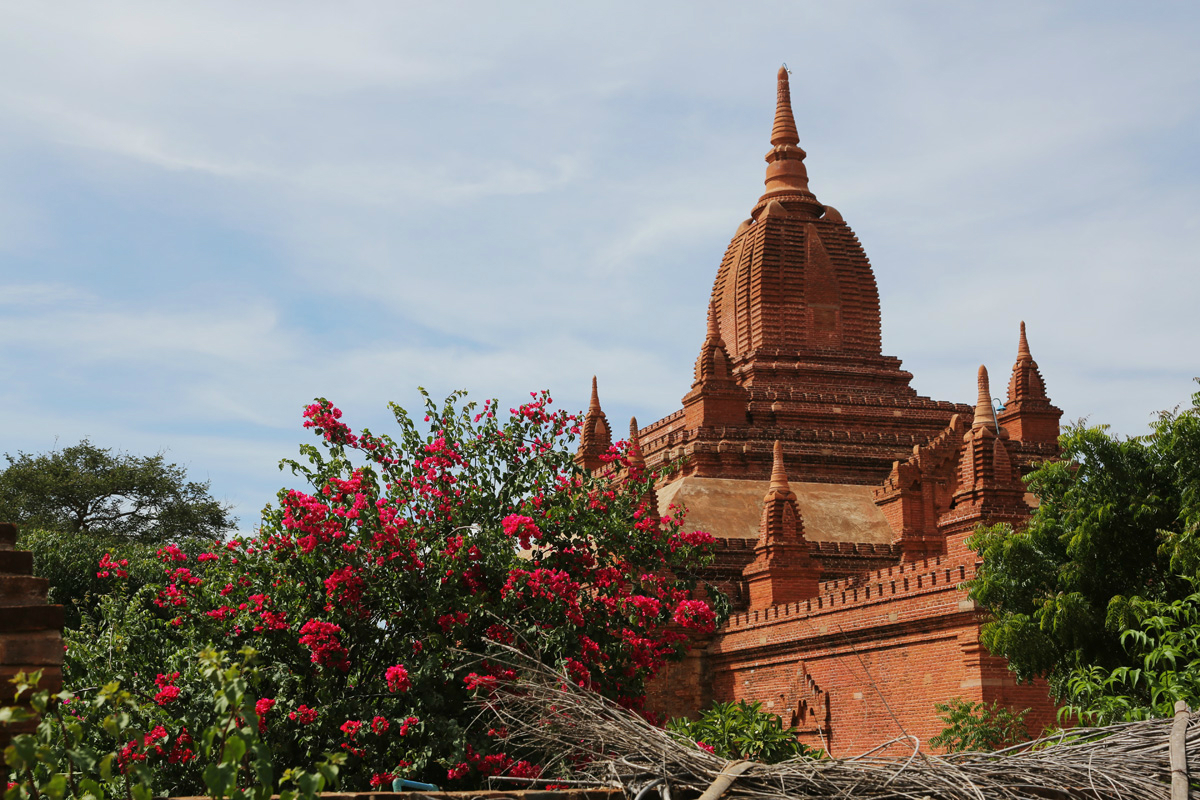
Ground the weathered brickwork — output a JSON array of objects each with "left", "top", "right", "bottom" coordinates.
[
  {"left": 0, "top": 522, "right": 66, "bottom": 754},
  {"left": 586, "top": 67, "right": 1063, "bottom": 754},
  {"left": 709, "top": 547, "right": 1057, "bottom": 755}
]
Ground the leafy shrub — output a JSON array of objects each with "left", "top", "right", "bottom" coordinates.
[
  {"left": 1064, "top": 577, "right": 1200, "bottom": 724},
  {"left": 18, "top": 528, "right": 181, "bottom": 629},
  {"left": 666, "top": 700, "right": 819, "bottom": 763},
  {"left": 2, "top": 649, "right": 344, "bottom": 800},
  {"left": 928, "top": 698, "right": 1029, "bottom": 752},
  {"left": 61, "top": 390, "right": 722, "bottom": 790}
]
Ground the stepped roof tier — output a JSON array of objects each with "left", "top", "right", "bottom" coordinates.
[{"left": 622, "top": 67, "right": 971, "bottom": 490}]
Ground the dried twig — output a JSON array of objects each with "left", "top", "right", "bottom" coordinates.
[{"left": 469, "top": 646, "right": 1200, "bottom": 800}]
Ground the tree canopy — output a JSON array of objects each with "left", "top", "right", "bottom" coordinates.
[
  {"left": 0, "top": 440, "right": 235, "bottom": 544},
  {"left": 969, "top": 386, "right": 1200, "bottom": 718}
]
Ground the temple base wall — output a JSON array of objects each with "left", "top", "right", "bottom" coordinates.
[{"left": 648, "top": 550, "right": 1057, "bottom": 756}]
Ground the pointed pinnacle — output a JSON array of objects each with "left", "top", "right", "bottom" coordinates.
[
  {"left": 706, "top": 299, "right": 721, "bottom": 340},
  {"left": 1018, "top": 321, "right": 1031, "bottom": 360},
  {"left": 628, "top": 417, "right": 645, "bottom": 465},
  {"left": 769, "top": 440, "right": 791, "bottom": 493},
  {"left": 589, "top": 376, "right": 601, "bottom": 413},
  {"left": 973, "top": 365, "right": 995, "bottom": 431},
  {"left": 771, "top": 65, "right": 800, "bottom": 148}
]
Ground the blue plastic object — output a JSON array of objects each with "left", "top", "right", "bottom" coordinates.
[{"left": 392, "top": 778, "right": 441, "bottom": 792}]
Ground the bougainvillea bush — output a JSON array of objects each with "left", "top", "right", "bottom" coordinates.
[{"left": 55, "top": 390, "right": 720, "bottom": 793}]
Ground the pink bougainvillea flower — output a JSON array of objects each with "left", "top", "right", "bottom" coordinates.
[
  {"left": 255, "top": 697, "right": 275, "bottom": 733},
  {"left": 153, "top": 672, "right": 181, "bottom": 705},
  {"left": 672, "top": 599, "right": 717, "bottom": 633},
  {"left": 385, "top": 664, "right": 411, "bottom": 693},
  {"left": 288, "top": 704, "right": 319, "bottom": 725}
]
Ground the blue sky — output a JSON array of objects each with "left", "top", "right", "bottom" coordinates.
[{"left": 1, "top": 2, "right": 1197, "bottom": 532}]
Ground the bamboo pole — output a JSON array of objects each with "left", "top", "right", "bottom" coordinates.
[
  {"left": 696, "top": 761, "right": 753, "bottom": 800},
  {"left": 1170, "top": 699, "right": 1190, "bottom": 800}
]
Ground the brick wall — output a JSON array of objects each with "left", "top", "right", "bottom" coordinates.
[
  {"left": 644, "top": 628, "right": 715, "bottom": 721},
  {"left": 648, "top": 546, "right": 1056, "bottom": 757},
  {"left": 0, "top": 522, "right": 66, "bottom": 755}
]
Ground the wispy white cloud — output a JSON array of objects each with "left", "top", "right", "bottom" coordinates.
[
  {"left": 0, "top": 283, "right": 89, "bottom": 306},
  {"left": 0, "top": 302, "right": 291, "bottom": 365},
  {"left": 0, "top": 1, "right": 1197, "bottom": 528}
]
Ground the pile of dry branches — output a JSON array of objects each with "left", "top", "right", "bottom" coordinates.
[{"left": 473, "top": 649, "right": 1200, "bottom": 800}]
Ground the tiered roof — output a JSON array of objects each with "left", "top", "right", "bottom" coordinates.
[
  {"left": 628, "top": 67, "right": 969, "bottom": 486},
  {"left": 578, "top": 66, "right": 1061, "bottom": 603}
]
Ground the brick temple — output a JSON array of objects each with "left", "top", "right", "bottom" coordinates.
[{"left": 578, "top": 67, "right": 1063, "bottom": 756}]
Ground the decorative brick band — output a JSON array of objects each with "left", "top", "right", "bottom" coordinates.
[{"left": 724, "top": 553, "right": 971, "bottom": 631}]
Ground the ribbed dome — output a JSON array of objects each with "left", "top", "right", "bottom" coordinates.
[
  {"left": 711, "top": 213, "right": 883, "bottom": 360},
  {"left": 710, "top": 70, "right": 883, "bottom": 362}
]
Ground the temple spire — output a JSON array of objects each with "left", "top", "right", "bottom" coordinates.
[
  {"left": 951, "top": 360, "right": 1028, "bottom": 531},
  {"left": 576, "top": 376, "right": 613, "bottom": 473},
  {"left": 771, "top": 66, "right": 800, "bottom": 147},
  {"left": 589, "top": 375, "right": 601, "bottom": 413},
  {"left": 745, "top": 439, "right": 817, "bottom": 608},
  {"left": 1005, "top": 321, "right": 1049, "bottom": 406},
  {"left": 627, "top": 416, "right": 658, "bottom": 518},
  {"left": 753, "top": 66, "right": 818, "bottom": 219},
  {"left": 706, "top": 298, "right": 720, "bottom": 340},
  {"left": 767, "top": 440, "right": 793, "bottom": 499},
  {"left": 682, "top": 298, "right": 749, "bottom": 430},
  {"left": 692, "top": 299, "right": 734, "bottom": 387},
  {"left": 999, "top": 321, "right": 1061, "bottom": 445},
  {"left": 628, "top": 416, "right": 645, "bottom": 468},
  {"left": 972, "top": 366, "right": 996, "bottom": 432}
]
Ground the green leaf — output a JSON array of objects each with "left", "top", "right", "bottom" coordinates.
[
  {"left": 78, "top": 777, "right": 105, "bottom": 800},
  {"left": 222, "top": 733, "right": 247, "bottom": 765},
  {"left": 203, "top": 763, "right": 237, "bottom": 800}
]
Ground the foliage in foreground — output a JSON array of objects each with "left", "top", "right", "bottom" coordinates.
[
  {"left": 1063, "top": 576, "right": 1200, "bottom": 723},
  {"left": 969, "top": 388, "right": 1200, "bottom": 716},
  {"left": 666, "top": 700, "right": 819, "bottom": 763},
  {"left": 0, "top": 440, "right": 236, "bottom": 544},
  {"left": 3, "top": 651, "right": 344, "bottom": 800},
  {"left": 928, "top": 698, "right": 1030, "bottom": 753},
  {"left": 60, "top": 390, "right": 722, "bottom": 791}
]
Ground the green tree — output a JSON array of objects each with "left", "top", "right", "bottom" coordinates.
[
  {"left": 1062, "top": 577, "right": 1200, "bottom": 723},
  {"left": 928, "top": 699, "right": 1029, "bottom": 752},
  {"left": 968, "top": 387, "right": 1200, "bottom": 709},
  {"left": 0, "top": 440, "right": 235, "bottom": 544}
]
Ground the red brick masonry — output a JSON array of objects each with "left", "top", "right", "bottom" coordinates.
[
  {"left": 588, "top": 68, "right": 1064, "bottom": 756},
  {"left": 0, "top": 522, "right": 66, "bottom": 755}
]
